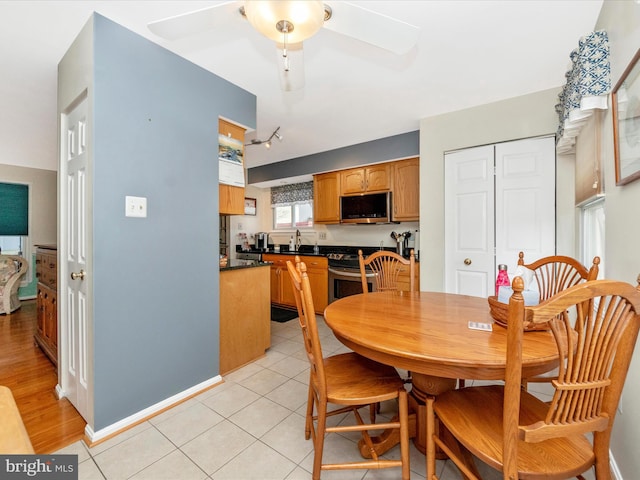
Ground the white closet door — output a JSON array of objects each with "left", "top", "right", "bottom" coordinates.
[
  {"left": 495, "top": 137, "right": 556, "bottom": 274},
  {"left": 445, "top": 136, "right": 556, "bottom": 297},
  {"left": 444, "top": 145, "right": 495, "bottom": 297}
]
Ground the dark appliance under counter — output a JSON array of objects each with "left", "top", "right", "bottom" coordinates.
[
  {"left": 326, "top": 249, "right": 380, "bottom": 303},
  {"left": 328, "top": 262, "right": 376, "bottom": 303},
  {"left": 325, "top": 246, "right": 418, "bottom": 303}
]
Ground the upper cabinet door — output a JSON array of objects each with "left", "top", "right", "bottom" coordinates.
[
  {"left": 365, "top": 164, "right": 391, "bottom": 192},
  {"left": 219, "top": 118, "right": 245, "bottom": 215},
  {"left": 392, "top": 158, "right": 419, "bottom": 222},
  {"left": 341, "top": 164, "right": 390, "bottom": 195},
  {"left": 313, "top": 172, "right": 341, "bottom": 224}
]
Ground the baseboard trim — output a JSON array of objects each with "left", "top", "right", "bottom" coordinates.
[
  {"left": 610, "top": 451, "right": 623, "bottom": 480},
  {"left": 55, "top": 384, "right": 65, "bottom": 400},
  {"left": 83, "top": 375, "right": 223, "bottom": 446}
]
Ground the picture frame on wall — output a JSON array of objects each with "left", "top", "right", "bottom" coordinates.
[
  {"left": 244, "top": 197, "right": 257, "bottom": 216},
  {"left": 612, "top": 48, "right": 640, "bottom": 186}
]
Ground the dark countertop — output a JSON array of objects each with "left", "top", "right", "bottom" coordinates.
[
  {"left": 260, "top": 250, "right": 326, "bottom": 257},
  {"left": 220, "top": 260, "right": 271, "bottom": 272},
  {"left": 236, "top": 245, "right": 418, "bottom": 261},
  {"left": 237, "top": 245, "right": 396, "bottom": 257}
]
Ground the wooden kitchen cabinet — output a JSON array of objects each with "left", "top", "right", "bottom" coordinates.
[
  {"left": 304, "top": 256, "right": 329, "bottom": 313},
  {"left": 219, "top": 184, "right": 245, "bottom": 215},
  {"left": 392, "top": 157, "right": 420, "bottom": 222},
  {"left": 265, "top": 254, "right": 296, "bottom": 307},
  {"left": 218, "top": 118, "right": 246, "bottom": 215},
  {"left": 35, "top": 245, "right": 58, "bottom": 367},
  {"left": 263, "top": 254, "right": 328, "bottom": 314},
  {"left": 397, "top": 261, "right": 420, "bottom": 292},
  {"left": 220, "top": 265, "right": 270, "bottom": 374},
  {"left": 313, "top": 172, "right": 341, "bottom": 224},
  {"left": 341, "top": 164, "right": 390, "bottom": 195}
]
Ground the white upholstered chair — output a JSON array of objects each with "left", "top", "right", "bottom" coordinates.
[{"left": 0, "top": 255, "right": 28, "bottom": 314}]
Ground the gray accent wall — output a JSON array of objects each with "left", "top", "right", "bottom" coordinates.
[
  {"left": 90, "top": 14, "right": 255, "bottom": 430},
  {"left": 247, "top": 130, "right": 419, "bottom": 184}
]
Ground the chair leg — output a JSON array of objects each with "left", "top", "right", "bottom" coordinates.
[
  {"left": 305, "top": 383, "right": 314, "bottom": 440},
  {"left": 398, "top": 389, "right": 410, "bottom": 480},
  {"left": 312, "top": 400, "right": 328, "bottom": 480},
  {"left": 426, "top": 396, "right": 437, "bottom": 480}
]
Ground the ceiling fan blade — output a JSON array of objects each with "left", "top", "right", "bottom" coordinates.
[
  {"left": 276, "top": 42, "right": 305, "bottom": 91},
  {"left": 147, "top": 1, "right": 240, "bottom": 40},
  {"left": 323, "top": 1, "right": 419, "bottom": 55}
]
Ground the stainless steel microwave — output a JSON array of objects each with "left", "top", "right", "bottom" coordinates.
[{"left": 340, "top": 192, "right": 391, "bottom": 224}]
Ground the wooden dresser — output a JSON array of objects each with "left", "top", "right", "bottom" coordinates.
[{"left": 35, "top": 245, "right": 58, "bottom": 366}]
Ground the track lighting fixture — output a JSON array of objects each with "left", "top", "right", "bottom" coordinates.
[{"left": 245, "top": 127, "right": 283, "bottom": 148}]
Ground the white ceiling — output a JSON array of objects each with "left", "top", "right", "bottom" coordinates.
[{"left": 1, "top": 1, "right": 603, "bottom": 174}]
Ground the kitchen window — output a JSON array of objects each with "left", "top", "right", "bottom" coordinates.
[{"left": 271, "top": 181, "right": 314, "bottom": 229}]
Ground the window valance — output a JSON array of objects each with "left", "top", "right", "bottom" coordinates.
[
  {"left": 270, "top": 181, "right": 313, "bottom": 206},
  {"left": 556, "top": 30, "right": 611, "bottom": 154}
]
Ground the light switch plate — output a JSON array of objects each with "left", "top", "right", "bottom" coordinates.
[{"left": 125, "top": 196, "right": 147, "bottom": 218}]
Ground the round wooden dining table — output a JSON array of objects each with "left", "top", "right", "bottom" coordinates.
[{"left": 323, "top": 290, "right": 559, "bottom": 456}]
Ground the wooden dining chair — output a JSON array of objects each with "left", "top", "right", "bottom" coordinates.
[
  {"left": 358, "top": 249, "right": 415, "bottom": 294},
  {"left": 426, "top": 275, "right": 640, "bottom": 480},
  {"left": 518, "top": 251, "right": 600, "bottom": 389},
  {"left": 286, "top": 258, "right": 410, "bottom": 480},
  {"left": 359, "top": 249, "right": 417, "bottom": 385},
  {"left": 518, "top": 251, "right": 600, "bottom": 300}
]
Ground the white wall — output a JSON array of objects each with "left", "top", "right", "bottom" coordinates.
[
  {"left": 594, "top": 2, "right": 640, "bottom": 478},
  {"left": 419, "top": 87, "right": 566, "bottom": 292},
  {"left": 418, "top": 3, "right": 640, "bottom": 474}
]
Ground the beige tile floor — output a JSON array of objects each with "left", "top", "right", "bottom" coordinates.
[{"left": 56, "top": 317, "right": 596, "bottom": 480}]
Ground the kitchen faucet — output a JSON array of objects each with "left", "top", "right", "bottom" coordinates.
[{"left": 296, "top": 229, "right": 302, "bottom": 251}]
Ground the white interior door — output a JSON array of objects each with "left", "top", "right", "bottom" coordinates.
[
  {"left": 445, "top": 137, "right": 556, "bottom": 297},
  {"left": 444, "top": 145, "right": 495, "bottom": 297},
  {"left": 495, "top": 137, "right": 556, "bottom": 274},
  {"left": 60, "top": 93, "right": 91, "bottom": 423}
]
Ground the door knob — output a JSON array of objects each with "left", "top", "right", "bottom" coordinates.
[
  {"left": 70, "top": 270, "right": 86, "bottom": 280},
  {"left": 463, "top": 258, "right": 472, "bottom": 265}
]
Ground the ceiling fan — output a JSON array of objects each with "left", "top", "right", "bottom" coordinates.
[{"left": 148, "top": 1, "right": 419, "bottom": 91}]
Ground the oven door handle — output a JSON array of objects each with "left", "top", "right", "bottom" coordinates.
[{"left": 328, "top": 267, "right": 376, "bottom": 278}]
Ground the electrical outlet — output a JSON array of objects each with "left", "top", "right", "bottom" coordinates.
[
  {"left": 319, "top": 232, "right": 327, "bottom": 240},
  {"left": 125, "top": 196, "right": 147, "bottom": 218}
]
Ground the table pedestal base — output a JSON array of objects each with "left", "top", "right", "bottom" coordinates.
[
  {"left": 358, "top": 373, "right": 456, "bottom": 457},
  {"left": 408, "top": 373, "right": 457, "bottom": 455}
]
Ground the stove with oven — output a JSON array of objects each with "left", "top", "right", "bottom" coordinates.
[{"left": 326, "top": 247, "right": 381, "bottom": 303}]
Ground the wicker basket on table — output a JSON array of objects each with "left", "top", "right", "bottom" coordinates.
[{"left": 487, "top": 295, "right": 548, "bottom": 331}]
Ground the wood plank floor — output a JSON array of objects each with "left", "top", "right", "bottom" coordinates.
[{"left": 0, "top": 300, "right": 85, "bottom": 453}]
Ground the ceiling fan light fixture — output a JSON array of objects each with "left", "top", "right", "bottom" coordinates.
[{"left": 243, "top": 1, "right": 325, "bottom": 43}]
